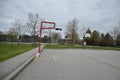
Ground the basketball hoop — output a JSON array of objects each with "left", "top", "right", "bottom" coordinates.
[{"left": 38, "top": 21, "right": 56, "bottom": 56}]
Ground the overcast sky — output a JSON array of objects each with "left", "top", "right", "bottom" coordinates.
[{"left": 0, "top": 0, "right": 120, "bottom": 35}]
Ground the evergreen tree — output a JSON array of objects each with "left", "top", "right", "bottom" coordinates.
[
  {"left": 104, "top": 33, "right": 114, "bottom": 46},
  {"left": 116, "top": 34, "right": 120, "bottom": 46},
  {"left": 90, "top": 30, "right": 100, "bottom": 46}
]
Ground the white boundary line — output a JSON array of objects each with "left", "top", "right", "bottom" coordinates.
[{"left": 53, "top": 55, "right": 56, "bottom": 62}]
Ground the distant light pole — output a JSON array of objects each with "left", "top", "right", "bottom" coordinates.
[{"left": 48, "top": 29, "right": 50, "bottom": 43}]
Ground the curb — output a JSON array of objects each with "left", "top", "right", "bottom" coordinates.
[
  {"left": 3, "top": 45, "right": 45, "bottom": 80},
  {"left": 3, "top": 56, "right": 34, "bottom": 80}
]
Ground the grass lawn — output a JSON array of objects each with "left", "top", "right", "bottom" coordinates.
[
  {"left": 45, "top": 44, "right": 120, "bottom": 51},
  {"left": 0, "top": 43, "right": 37, "bottom": 62}
]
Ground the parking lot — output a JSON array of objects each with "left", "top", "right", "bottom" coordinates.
[{"left": 15, "top": 49, "right": 120, "bottom": 80}]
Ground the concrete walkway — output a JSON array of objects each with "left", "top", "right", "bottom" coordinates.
[{"left": 0, "top": 44, "right": 44, "bottom": 80}]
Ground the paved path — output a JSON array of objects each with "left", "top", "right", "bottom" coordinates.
[
  {"left": 0, "top": 44, "right": 44, "bottom": 80},
  {"left": 14, "top": 49, "right": 120, "bottom": 80}
]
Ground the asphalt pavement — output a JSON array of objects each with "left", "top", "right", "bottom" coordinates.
[{"left": 14, "top": 49, "right": 120, "bottom": 80}]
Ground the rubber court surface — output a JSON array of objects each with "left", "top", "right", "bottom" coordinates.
[{"left": 15, "top": 49, "right": 120, "bottom": 80}]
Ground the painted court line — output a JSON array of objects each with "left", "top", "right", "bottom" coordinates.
[{"left": 53, "top": 55, "right": 56, "bottom": 62}]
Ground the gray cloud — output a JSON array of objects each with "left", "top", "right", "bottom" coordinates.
[{"left": 0, "top": 0, "right": 120, "bottom": 34}]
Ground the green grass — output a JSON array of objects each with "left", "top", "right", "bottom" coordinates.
[
  {"left": 1, "top": 43, "right": 118, "bottom": 62},
  {"left": 0, "top": 43, "right": 37, "bottom": 62},
  {"left": 45, "top": 44, "right": 120, "bottom": 50},
  {"left": 45, "top": 44, "right": 74, "bottom": 49}
]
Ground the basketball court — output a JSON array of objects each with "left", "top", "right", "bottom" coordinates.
[{"left": 15, "top": 49, "right": 120, "bottom": 80}]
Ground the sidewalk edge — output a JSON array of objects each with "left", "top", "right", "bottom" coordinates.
[{"left": 3, "top": 56, "right": 34, "bottom": 80}]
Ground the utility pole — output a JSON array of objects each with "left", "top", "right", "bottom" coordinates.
[{"left": 18, "top": 25, "right": 20, "bottom": 44}]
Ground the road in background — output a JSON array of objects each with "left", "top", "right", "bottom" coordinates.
[{"left": 15, "top": 49, "right": 120, "bottom": 80}]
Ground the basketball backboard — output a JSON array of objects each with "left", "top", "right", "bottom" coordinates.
[{"left": 41, "top": 21, "right": 55, "bottom": 29}]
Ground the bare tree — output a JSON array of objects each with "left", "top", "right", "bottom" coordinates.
[
  {"left": 7, "top": 27, "right": 17, "bottom": 42},
  {"left": 51, "top": 32, "right": 61, "bottom": 43},
  {"left": 65, "top": 18, "right": 79, "bottom": 44},
  {"left": 79, "top": 26, "right": 87, "bottom": 39},
  {"left": 12, "top": 20, "right": 23, "bottom": 44},
  {"left": 110, "top": 23, "right": 120, "bottom": 40},
  {"left": 26, "top": 13, "right": 39, "bottom": 43}
]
